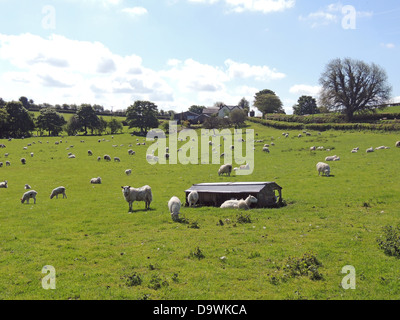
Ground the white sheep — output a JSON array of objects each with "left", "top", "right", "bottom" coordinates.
[
  {"left": 97, "top": 156, "right": 101, "bottom": 161},
  {"left": 21, "top": 190, "right": 37, "bottom": 204},
  {"left": 103, "top": 155, "right": 111, "bottom": 161},
  {"left": 325, "top": 155, "right": 339, "bottom": 161},
  {"left": 220, "top": 195, "right": 258, "bottom": 210},
  {"left": 121, "top": 185, "right": 153, "bottom": 212},
  {"left": 30, "top": 152, "right": 34, "bottom": 157},
  {"left": 68, "top": 154, "right": 76, "bottom": 159},
  {"left": 234, "top": 164, "right": 250, "bottom": 171},
  {"left": 366, "top": 147, "right": 374, "bottom": 153},
  {"left": 5, "top": 161, "right": 10, "bottom": 166},
  {"left": 50, "top": 186, "right": 67, "bottom": 199},
  {"left": 262, "top": 147, "right": 270, "bottom": 153},
  {"left": 128, "top": 149, "right": 135, "bottom": 155},
  {"left": 396, "top": 141, "right": 400, "bottom": 148},
  {"left": 90, "top": 177, "right": 102, "bottom": 184},
  {"left": 187, "top": 191, "right": 199, "bottom": 207},
  {"left": 168, "top": 196, "right": 182, "bottom": 221},
  {"left": 125, "top": 169, "right": 132, "bottom": 176},
  {"left": 88, "top": 150, "right": 93, "bottom": 156},
  {"left": 0, "top": 180, "right": 8, "bottom": 188},
  {"left": 316, "top": 162, "right": 330, "bottom": 177},
  {"left": 218, "top": 164, "right": 232, "bottom": 176},
  {"left": 25, "top": 184, "right": 31, "bottom": 190},
  {"left": 114, "top": 157, "right": 121, "bottom": 162}
]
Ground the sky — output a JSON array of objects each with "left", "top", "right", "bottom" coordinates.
[{"left": 0, "top": 0, "right": 399, "bottom": 114}]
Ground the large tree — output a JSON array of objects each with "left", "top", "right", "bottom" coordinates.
[
  {"left": 229, "top": 108, "right": 247, "bottom": 128},
  {"left": 319, "top": 58, "right": 392, "bottom": 121},
  {"left": 293, "top": 96, "right": 319, "bottom": 115},
  {"left": 188, "top": 105, "right": 205, "bottom": 115},
  {"left": 77, "top": 104, "right": 100, "bottom": 135},
  {"left": 126, "top": 100, "right": 159, "bottom": 135},
  {"left": 36, "top": 108, "right": 67, "bottom": 136},
  {"left": 253, "top": 89, "right": 285, "bottom": 117},
  {"left": 5, "top": 101, "right": 35, "bottom": 137}
]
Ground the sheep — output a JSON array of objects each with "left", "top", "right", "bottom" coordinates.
[
  {"left": 68, "top": 154, "right": 76, "bottom": 159},
  {"left": 234, "top": 164, "right": 250, "bottom": 171},
  {"left": 396, "top": 141, "right": 400, "bottom": 148},
  {"left": 25, "top": 184, "right": 31, "bottom": 190},
  {"left": 0, "top": 180, "right": 8, "bottom": 188},
  {"left": 310, "top": 146, "right": 316, "bottom": 151},
  {"left": 146, "top": 154, "right": 159, "bottom": 162},
  {"left": 125, "top": 169, "right": 132, "bottom": 176},
  {"left": 114, "top": 157, "right": 121, "bottom": 162},
  {"left": 5, "top": 161, "right": 10, "bottom": 166},
  {"left": 88, "top": 150, "right": 93, "bottom": 156},
  {"left": 21, "top": 190, "right": 37, "bottom": 204},
  {"left": 30, "top": 152, "right": 34, "bottom": 157},
  {"left": 316, "top": 162, "right": 330, "bottom": 177},
  {"left": 262, "top": 147, "right": 270, "bottom": 153},
  {"left": 128, "top": 149, "right": 135, "bottom": 155},
  {"left": 220, "top": 195, "right": 258, "bottom": 210},
  {"left": 366, "top": 147, "right": 374, "bottom": 153},
  {"left": 103, "top": 155, "right": 111, "bottom": 161},
  {"left": 187, "top": 191, "right": 199, "bottom": 207},
  {"left": 0, "top": 162, "right": 2, "bottom": 168},
  {"left": 218, "top": 164, "right": 232, "bottom": 176},
  {"left": 21, "top": 158, "right": 26, "bottom": 165},
  {"left": 97, "top": 156, "right": 101, "bottom": 161},
  {"left": 121, "top": 185, "right": 153, "bottom": 212},
  {"left": 50, "top": 186, "right": 67, "bottom": 199},
  {"left": 168, "top": 196, "right": 181, "bottom": 221},
  {"left": 90, "top": 177, "right": 102, "bottom": 184},
  {"left": 325, "top": 155, "right": 339, "bottom": 161}
]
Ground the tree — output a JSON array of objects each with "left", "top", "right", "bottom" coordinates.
[
  {"left": 293, "top": 96, "right": 319, "bottom": 115},
  {"left": 66, "top": 115, "right": 81, "bottom": 136},
  {"left": 126, "top": 101, "right": 159, "bottom": 135},
  {"left": 108, "top": 118, "right": 123, "bottom": 134},
  {"left": 238, "top": 97, "right": 250, "bottom": 114},
  {"left": 5, "top": 101, "right": 35, "bottom": 137},
  {"left": 77, "top": 104, "right": 100, "bottom": 135},
  {"left": 203, "top": 114, "right": 221, "bottom": 129},
  {"left": 229, "top": 108, "right": 247, "bottom": 128},
  {"left": 253, "top": 90, "right": 285, "bottom": 117},
  {"left": 188, "top": 105, "right": 205, "bottom": 115},
  {"left": 0, "top": 108, "right": 8, "bottom": 137},
  {"left": 319, "top": 58, "right": 392, "bottom": 121},
  {"left": 36, "top": 108, "right": 67, "bottom": 136}
]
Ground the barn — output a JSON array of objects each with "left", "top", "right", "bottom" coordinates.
[{"left": 185, "top": 182, "right": 283, "bottom": 208}]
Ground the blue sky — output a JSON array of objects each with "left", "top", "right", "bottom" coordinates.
[{"left": 0, "top": 0, "right": 399, "bottom": 114}]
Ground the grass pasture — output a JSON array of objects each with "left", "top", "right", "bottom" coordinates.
[{"left": 0, "top": 123, "right": 400, "bottom": 300}]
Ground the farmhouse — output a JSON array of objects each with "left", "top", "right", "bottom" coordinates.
[{"left": 185, "top": 182, "right": 283, "bottom": 208}]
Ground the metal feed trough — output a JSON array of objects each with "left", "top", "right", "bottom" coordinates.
[{"left": 185, "top": 182, "right": 283, "bottom": 208}]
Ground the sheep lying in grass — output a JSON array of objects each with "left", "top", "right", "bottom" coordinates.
[
  {"left": 366, "top": 147, "right": 374, "bottom": 153},
  {"left": 220, "top": 195, "right": 258, "bottom": 210},
  {"left": 316, "top": 162, "right": 330, "bottom": 177},
  {"left": 121, "top": 185, "right": 153, "bottom": 212},
  {"left": 218, "top": 164, "right": 232, "bottom": 176},
  {"left": 234, "top": 164, "right": 250, "bottom": 171},
  {"left": 325, "top": 155, "right": 339, "bottom": 161},
  {"left": 168, "top": 196, "right": 181, "bottom": 221},
  {"left": 187, "top": 191, "right": 199, "bottom": 207},
  {"left": 21, "top": 190, "right": 37, "bottom": 204},
  {"left": 0, "top": 180, "right": 8, "bottom": 188},
  {"left": 90, "top": 177, "right": 102, "bottom": 184},
  {"left": 50, "top": 186, "right": 67, "bottom": 199}
]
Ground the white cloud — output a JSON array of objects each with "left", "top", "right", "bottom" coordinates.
[
  {"left": 289, "top": 84, "right": 321, "bottom": 97},
  {"left": 299, "top": 2, "right": 373, "bottom": 28},
  {"left": 381, "top": 43, "right": 395, "bottom": 49},
  {"left": 0, "top": 33, "right": 285, "bottom": 112},
  {"left": 121, "top": 7, "right": 148, "bottom": 17},
  {"left": 188, "top": 0, "right": 295, "bottom": 14}
]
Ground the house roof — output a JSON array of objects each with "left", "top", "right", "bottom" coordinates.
[
  {"left": 202, "top": 107, "right": 219, "bottom": 115},
  {"left": 185, "top": 182, "right": 282, "bottom": 194}
]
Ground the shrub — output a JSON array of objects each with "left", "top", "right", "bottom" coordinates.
[
  {"left": 377, "top": 224, "right": 400, "bottom": 258},
  {"left": 283, "top": 252, "right": 323, "bottom": 281}
]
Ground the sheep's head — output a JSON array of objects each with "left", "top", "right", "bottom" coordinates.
[
  {"left": 121, "top": 186, "right": 131, "bottom": 197},
  {"left": 247, "top": 196, "right": 258, "bottom": 204}
]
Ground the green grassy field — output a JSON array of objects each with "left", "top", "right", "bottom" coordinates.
[{"left": 0, "top": 122, "right": 400, "bottom": 300}]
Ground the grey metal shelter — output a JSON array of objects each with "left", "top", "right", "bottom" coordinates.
[{"left": 185, "top": 182, "right": 283, "bottom": 208}]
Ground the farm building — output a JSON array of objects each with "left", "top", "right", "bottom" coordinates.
[{"left": 185, "top": 182, "right": 283, "bottom": 208}]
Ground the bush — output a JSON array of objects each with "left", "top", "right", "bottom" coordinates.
[{"left": 377, "top": 224, "right": 400, "bottom": 258}]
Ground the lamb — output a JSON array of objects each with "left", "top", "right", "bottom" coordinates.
[
  {"left": 21, "top": 190, "right": 37, "bottom": 204},
  {"left": 121, "top": 185, "right": 153, "bottom": 212},
  {"left": 218, "top": 164, "right": 232, "bottom": 176},
  {"left": 187, "top": 190, "right": 199, "bottom": 207},
  {"left": 0, "top": 180, "right": 8, "bottom": 188},
  {"left": 168, "top": 196, "right": 182, "bottom": 221},
  {"left": 125, "top": 169, "right": 132, "bottom": 176},
  {"left": 50, "top": 186, "right": 67, "bottom": 199},
  {"left": 325, "top": 155, "right": 340, "bottom": 161},
  {"left": 220, "top": 195, "right": 258, "bottom": 210},
  {"left": 90, "top": 177, "right": 102, "bottom": 184},
  {"left": 316, "top": 162, "right": 330, "bottom": 177}
]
